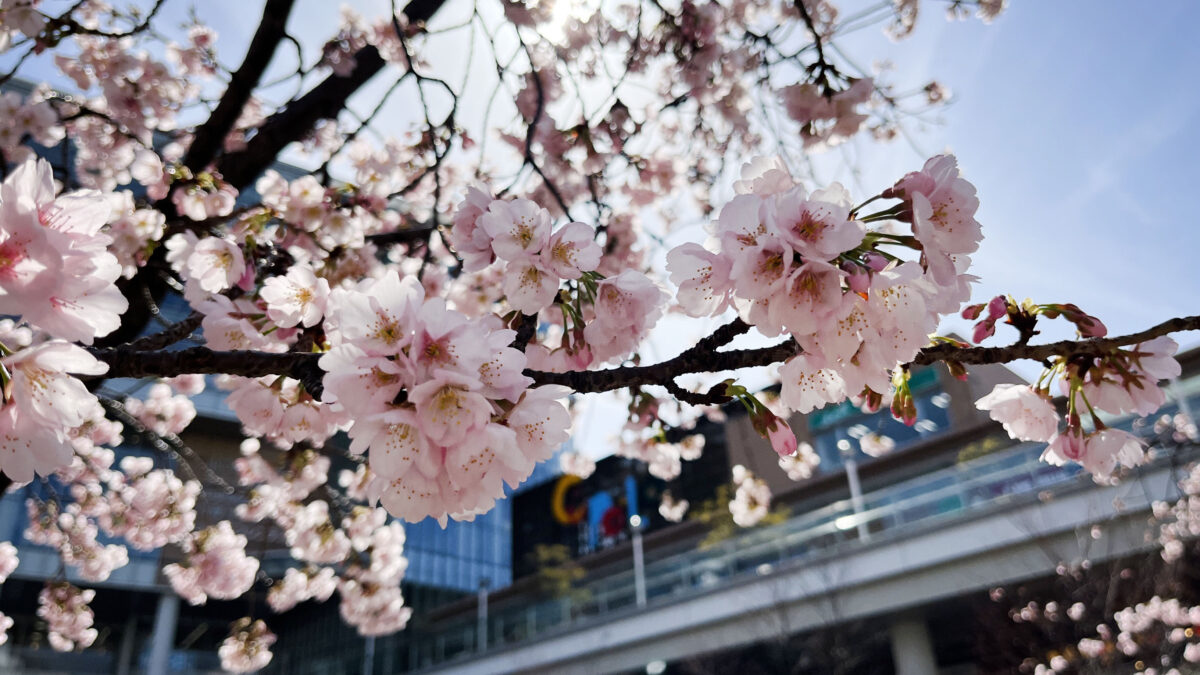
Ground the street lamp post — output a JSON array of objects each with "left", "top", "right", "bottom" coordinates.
[
  {"left": 630, "top": 514, "right": 646, "bottom": 608},
  {"left": 839, "top": 439, "right": 871, "bottom": 542}
]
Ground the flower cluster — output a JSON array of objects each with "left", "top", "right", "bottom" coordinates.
[
  {"left": 729, "top": 465, "right": 772, "bottom": 528},
  {"left": 780, "top": 78, "right": 874, "bottom": 149},
  {"left": 337, "top": 520, "right": 413, "bottom": 636},
  {"left": 25, "top": 499, "right": 129, "bottom": 582},
  {"left": 451, "top": 192, "right": 602, "bottom": 314},
  {"left": 163, "top": 521, "right": 260, "bottom": 605},
  {"left": 219, "top": 618, "right": 277, "bottom": 673},
  {"left": 37, "top": 583, "right": 98, "bottom": 652},
  {"left": 124, "top": 383, "right": 197, "bottom": 437},
  {"left": 0, "top": 159, "right": 126, "bottom": 343},
  {"left": 977, "top": 337, "right": 1181, "bottom": 478},
  {"left": 267, "top": 566, "right": 338, "bottom": 613},
  {"left": 1154, "top": 452, "right": 1200, "bottom": 563},
  {"left": 320, "top": 270, "right": 571, "bottom": 524},
  {"left": 89, "top": 457, "right": 201, "bottom": 551},
  {"left": 616, "top": 433, "right": 705, "bottom": 482},
  {"left": 778, "top": 441, "right": 822, "bottom": 481},
  {"left": 659, "top": 491, "right": 690, "bottom": 523},
  {"left": 668, "top": 154, "right": 982, "bottom": 420},
  {"left": 0, "top": 341, "right": 109, "bottom": 482}
]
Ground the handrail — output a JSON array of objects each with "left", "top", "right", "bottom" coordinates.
[{"left": 416, "top": 438, "right": 1092, "bottom": 664}]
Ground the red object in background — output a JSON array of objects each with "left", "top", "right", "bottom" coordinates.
[{"left": 601, "top": 504, "right": 625, "bottom": 538}]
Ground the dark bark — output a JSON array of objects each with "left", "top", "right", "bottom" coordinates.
[
  {"left": 215, "top": 0, "right": 449, "bottom": 190},
  {"left": 183, "top": 0, "right": 298, "bottom": 173},
  {"left": 88, "top": 315, "right": 1200, "bottom": 403}
]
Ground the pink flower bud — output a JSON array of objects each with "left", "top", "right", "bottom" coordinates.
[
  {"left": 863, "top": 251, "right": 889, "bottom": 272},
  {"left": 842, "top": 262, "right": 870, "bottom": 293}
]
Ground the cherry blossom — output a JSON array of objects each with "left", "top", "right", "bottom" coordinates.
[
  {"left": 219, "top": 618, "right": 276, "bottom": 673},
  {"left": 730, "top": 465, "right": 773, "bottom": 528},
  {"left": 260, "top": 264, "right": 330, "bottom": 328},
  {"left": 38, "top": 583, "right": 98, "bottom": 651},
  {"left": 659, "top": 491, "right": 689, "bottom": 523},
  {"left": 0, "top": 341, "right": 108, "bottom": 482},
  {"left": 583, "top": 270, "right": 667, "bottom": 364},
  {"left": 0, "top": 159, "right": 127, "bottom": 343},
  {"left": 859, "top": 433, "right": 896, "bottom": 458},
  {"left": 1041, "top": 426, "right": 1146, "bottom": 478},
  {"left": 976, "top": 384, "right": 1060, "bottom": 443},
  {"left": 779, "top": 442, "right": 821, "bottom": 481},
  {"left": 164, "top": 521, "right": 260, "bottom": 605}
]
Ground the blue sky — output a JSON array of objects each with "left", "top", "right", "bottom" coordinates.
[
  {"left": 878, "top": 1, "right": 1200, "bottom": 349},
  {"left": 6, "top": 1, "right": 1198, "bottom": 455}
]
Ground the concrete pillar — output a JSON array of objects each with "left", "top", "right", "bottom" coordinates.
[
  {"left": 362, "top": 635, "right": 376, "bottom": 675},
  {"left": 116, "top": 614, "right": 138, "bottom": 675},
  {"left": 147, "top": 593, "right": 180, "bottom": 675},
  {"left": 477, "top": 578, "right": 490, "bottom": 651},
  {"left": 889, "top": 615, "right": 937, "bottom": 675}
]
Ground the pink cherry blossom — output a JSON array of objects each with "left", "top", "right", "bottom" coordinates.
[
  {"left": 779, "top": 442, "right": 821, "bottom": 481},
  {"left": 38, "top": 583, "right": 98, "bottom": 651},
  {"left": 1042, "top": 427, "right": 1146, "bottom": 478},
  {"left": 219, "top": 618, "right": 276, "bottom": 673},
  {"left": 771, "top": 184, "right": 864, "bottom": 261},
  {"left": 187, "top": 237, "right": 246, "bottom": 294},
  {"left": 779, "top": 353, "right": 847, "bottom": 414},
  {"left": 0, "top": 159, "right": 127, "bottom": 343},
  {"left": 890, "top": 154, "right": 982, "bottom": 255},
  {"left": 0, "top": 341, "right": 108, "bottom": 482},
  {"left": 976, "top": 384, "right": 1060, "bottom": 442},
  {"left": 164, "top": 521, "right": 260, "bottom": 605},
  {"left": 409, "top": 371, "right": 491, "bottom": 447},
  {"left": 260, "top": 264, "right": 330, "bottom": 328},
  {"left": 449, "top": 186, "right": 497, "bottom": 272},
  {"left": 583, "top": 270, "right": 667, "bottom": 364},
  {"left": 480, "top": 198, "right": 552, "bottom": 262},
  {"left": 665, "top": 242, "right": 733, "bottom": 317},
  {"left": 541, "top": 221, "right": 601, "bottom": 279},
  {"left": 502, "top": 259, "right": 560, "bottom": 314}
]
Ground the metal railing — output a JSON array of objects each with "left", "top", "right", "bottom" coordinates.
[{"left": 408, "top": 439, "right": 1090, "bottom": 669}]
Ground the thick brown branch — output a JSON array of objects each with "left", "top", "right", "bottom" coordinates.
[
  {"left": 526, "top": 338, "right": 801, "bottom": 394},
  {"left": 215, "top": 0, "right": 448, "bottom": 189},
  {"left": 366, "top": 222, "right": 439, "bottom": 247},
  {"left": 85, "top": 316, "right": 1200, "bottom": 404},
  {"left": 121, "top": 313, "right": 203, "bottom": 352},
  {"left": 913, "top": 315, "right": 1200, "bottom": 367},
  {"left": 183, "top": 0, "right": 297, "bottom": 173},
  {"left": 88, "top": 347, "right": 325, "bottom": 398}
]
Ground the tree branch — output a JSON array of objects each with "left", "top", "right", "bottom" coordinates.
[
  {"left": 913, "top": 315, "right": 1200, "bottom": 367},
  {"left": 215, "top": 0, "right": 449, "bottom": 189},
  {"left": 183, "top": 0, "right": 297, "bottom": 173},
  {"left": 86, "top": 315, "right": 1200, "bottom": 402},
  {"left": 120, "top": 312, "right": 203, "bottom": 352},
  {"left": 88, "top": 347, "right": 326, "bottom": 397}
]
